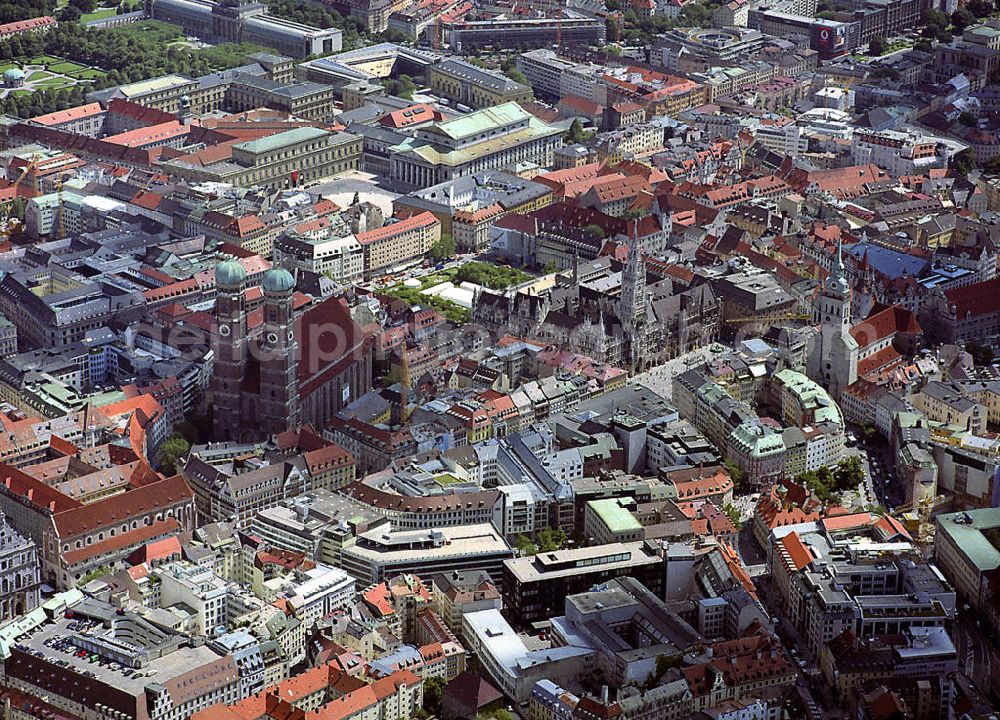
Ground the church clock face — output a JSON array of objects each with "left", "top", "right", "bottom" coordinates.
[
  {"left": 219, "top": 324, "right": 231, "bottom": 336},
  {"left": 287, "top": 331, "right": 295, "bottom": 341},
  {"left": 267, "top": 332, "right": 279, "bottom": 344}
]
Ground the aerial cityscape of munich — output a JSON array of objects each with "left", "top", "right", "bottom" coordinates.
[{"left": 0, "top": 0, "right": 998, "bottom": 717}]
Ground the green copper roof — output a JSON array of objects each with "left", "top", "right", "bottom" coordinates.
[
  {"left": 216, "top": 259, "right": 247, "bottom": 288},
  {"left": 432, "top": 101, "right": 531, "bottom": 140},
  {"left": 263, "top": 267, "right": 295, "bottom": 294},
  {"left": 937, "top": 508, "right": 1000, "bottom": 572},
  {"left": 588, "top": 498, "right": 642, "bottom": 534},
  {"left": 234, "top": 126, "right": 330, "bottom": 155}
]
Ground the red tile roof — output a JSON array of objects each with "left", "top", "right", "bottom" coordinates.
[
  {"left": 0, "top": 464, "right": 82, "bottom": 514},
  {"left": 944, "top": 277, "right": 1000, "bottom": 319},
  {"left": 379, "top": 103, "right": 439, "bottom": 129},
  {"left": 858, "top": 345, "right": 904, "bottom": 378},
  {"left": 851, "top": 304, "right": 921, "bottom": 348},
  {"left": 559, "top": 94, "right": 604, "bottom": 115},
  {"left": 64, "top": 518, "right": 180, "bottom": 566},
  {"left": 52, "top": 475, "right": 192, "bottom": 539},
  {"left": 778, "top": 531, "right": 812, "bottom": 571},
  {"left": 821, "top": 512, "right": 874, "bottom": 532},
  {"left": 356, "top": 212, "right": 438, "bottom": 245},
  {"left": 104, "top": 120, "right": 188, "bottom": 148},
  {"left": 304, "top": 442, "right": 355, "bottom": 473},
  {"left": 0, "top": 16, "right": 56, "bottom": 35},
  {"left": 296, "top": 295, "right": 366, "bottom": 394},
  {"left": 30, "top": 102, "right": 104, "bottom": 127}
]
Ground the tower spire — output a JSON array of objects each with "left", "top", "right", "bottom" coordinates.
[{"left": 392, "top": 346, "right": 410, "bottom": 427}]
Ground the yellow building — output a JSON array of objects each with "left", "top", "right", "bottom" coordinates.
[
  {"left": 358, "top": 210, "right": 441, "bottom": 278},
  {"left": 429, "top": 59, "right": 533, "bottom": 109},
  {"left": 163, "top": 127, "right": 361, "bottom": 190}
]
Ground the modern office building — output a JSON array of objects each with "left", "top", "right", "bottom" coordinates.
[
  {"left": 251, "top": 489, "right": 389, "bottom": 565},
  {"left": 934, "top": 508, "right": 1000, "bottom": 633},
  {"left": 339, "top": 523, "right": 514, "bottom": 585},
  {"left": 446, "top": 12, "right": 606, "bottom": 53},
  {"left": 501, "top": 541, "right": 666, "bottom": 624},
  {"left": 273, "top": 232, "right": 365, "bottom": 284}
]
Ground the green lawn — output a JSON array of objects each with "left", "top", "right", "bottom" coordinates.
[
  {"left": 68, "top": 68, "right": 106, "bottom": 80},
  {"left": 28, "top": 55, "right": 63, "bottom": 65},
  {"left": 36, "top": 77, "right": 75, "bottom": 88},
  {"left": 415, "top": 268, "right": 459, "bottom": 290},
  {"left": 49, "top": 61, "right": 86, "bottom": 73},
  {"left": 26, "top": 70, "right": 54, "bottom": 82},
  {"left": 81, "top": 7, "right": 117, "bottom": 21}
]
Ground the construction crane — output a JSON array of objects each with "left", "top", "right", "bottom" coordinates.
[
  {"left": 1, "top": 154, "right": 40, "bottom": 241},
  {"left": 54, "top": 171, "right": 68, "bottom": 240},
  {"left": 914, "top": 494, "right": 935, "bottom": 552}
]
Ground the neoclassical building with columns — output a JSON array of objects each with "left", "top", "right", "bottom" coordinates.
[{"left": 388, "top": 102, "right": 563, "bottom": 191}]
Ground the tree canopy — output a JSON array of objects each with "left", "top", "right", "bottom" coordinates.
[
  {"left": 381, "top": 73, "right": 416, "bottom": 100},
  {"left": 0, "top": 0, "right": 55, "bottom": 24},
  {"left": 428, "top": 234, "right": 456, "bottom": 262},
  {"left": 0, "top": 21, "right": 268, "bottom": 98},
  {"left": 564, "top": 118, "right": 592, "bottom": 145},
  {"left": 157, "top": 433, "right": 191, "bottom": 476},
  {"left": 796, "top": 457, "right": 865, "bottom": 503},
  {"left": 921, "top": 8, "right": 953, "bottom": 41},
  {"left": 951, "top": 148, "right": 976, "bottom": 175},
  {"left": 263, "top": 0, "right": 368, "bottom": 49},
  {"left": 967, "top": 0, "right": 997, "bottom": 17},
  {"left": 453, "top": 262, "right": 530, "bottom": 290},
  {"left": 422, "top": 676, "right": 446, "bottom": 717}
]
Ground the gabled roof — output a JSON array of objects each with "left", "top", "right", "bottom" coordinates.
[
  {"left": 52, "top": 475, "right": 192, "bottom": 538},
  {"left": 778, "top": 531, "right": 812, "bottom": 571}
]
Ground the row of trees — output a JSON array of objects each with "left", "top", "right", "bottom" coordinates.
[
  {"left": 0, "top": 21, "right": 267, "bottom": 93},
  {"left": 380, "top": 73, "right": 416, "bottom": 100},
  {"left": 920, "top": 4, "right": 999, "bottom": 42},
  {"left": 0, "top": 0, "right": 55, "bottom": 24},
  {"left": 605, "top": 0, "right": 724, "bottom": 43},
  {"left": 514, "top": 526, "right": 569, "bottom": 556},
  {"left": 262, "top": 0, "right": 369, "bottom": 49},
  {"left": 0, "top": 83, "right": 91, "bottom": 120},
  {"left": 453, "top": 262, "right": 530, "bottom": 290},
  {"left": 428, "top": 233, "right": 456, "bottom": 262}
]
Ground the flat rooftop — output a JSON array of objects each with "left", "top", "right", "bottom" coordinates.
[
  {"left": 14, "top": 610, "right": 227, "bottom": 696},
  {"left": 504, "top": 541, "right": 660, "bottom": 583}
]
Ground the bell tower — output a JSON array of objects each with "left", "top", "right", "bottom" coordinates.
[
  {"left": 809, "top": 241, "right": 858, "bottom": 399},
  {"left": 211, "top": 259, "right": 248, "bottom": 440},
  {"left": 258, "top": 267, "right": 300, "bottom": 436}
]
